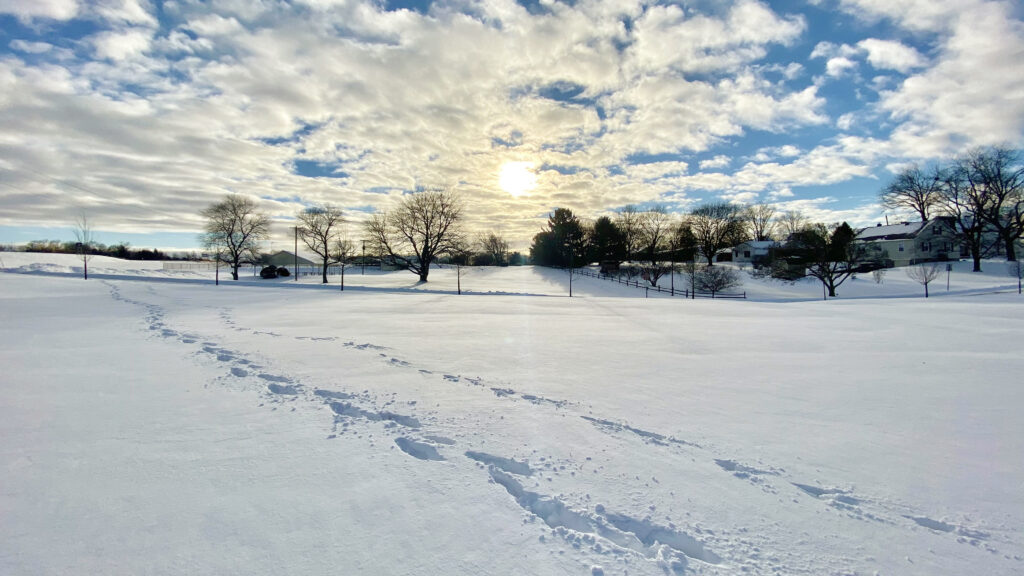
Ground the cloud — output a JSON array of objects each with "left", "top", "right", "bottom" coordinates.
[
  {"left": 838, "top": 0, "right": 986, "bottom": 33},
  {"left": 0, "top": 0, "right": 78, "bottom": 21},
  {"left": 825, "top": 56, "right": 858, "bottom": 77},
  {"left": 857, "top": 38, "right": 927, "bottom": 72},
  {"left": 700, "top": 155, "right": 731, "bottom": 170},
  {"left": 875, "top": 1, "right": 1024, "bottom": 157},
  {"left": 9, "top": 40, "right": 54, "bottom": 54},
  {"left": 91, "top": 27, "right": 153, "bottom": 60},
  {"left": 0, "top": 0, "right": 1017, "bottom": 249}
]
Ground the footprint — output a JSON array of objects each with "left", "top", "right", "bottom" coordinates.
[{"left": 395, "top": 437, "right": 444, "bottom": 461}]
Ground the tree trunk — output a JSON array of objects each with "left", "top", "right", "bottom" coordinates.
[
  {"left": 231, "top": 265, "right": 239, "bottom": 281},
  {"left": 971, "top": 246, "right": 982, "bottom": 272},
  {"left": 924, "top": 282, "right": 929, "bottom": 298},
  {"left": 827, "top": 279, "right": 837, "bottom": 297},
  {"left": 419, "top": 270, "right": 429, "bottom": 282},
  {"left": 1006, "top": 236, "right": 1018, "bottom": 262},
  {"left": 322, "top": 257, "right": 329, "bottom": 284}
]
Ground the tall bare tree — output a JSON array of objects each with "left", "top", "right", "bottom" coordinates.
[
  {"left": 777, "top": 210, "right": 809, "bottom": 238},
  {"left": 688, "top": 202, "right": 747, "bottom": 265},
  {"left": 962, "top": 146, "right": 1024, "bottom": 261},
  {"left": 478, "top": 232, "right": 509, "bottom": 266},
  {"left": 743, "top": 203, "right": 776, "bottom": 241},
  {"left": 200, "top": 195, "right": 271, "bottom": 281},
  {"left": 297, "top": 203, "right": 345, "bottom": 283},
  {"left": 615, "top": 205, "right": 644, "bottom": 260},
  {"left": 938, "top": 164, "right": 993, "bottom": 272},
  {"left": 365, "top": 188, "right": 464, "bottom": 282},
  {"left": 637, "top": 207, "right": 676, "bottom": 286},
  {"left": 880, "top": 164, "right": 944, "bottom": 221}
]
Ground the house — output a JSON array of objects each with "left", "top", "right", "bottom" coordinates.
[
  {"left": 261, "top": 250, "right": 315, "bottom": 268},
  {"left": 731, "top": 240, "right": 777, "bottom": 266},
  {"left": 854, "top": 217, "right": 960, "bottom": 267}
]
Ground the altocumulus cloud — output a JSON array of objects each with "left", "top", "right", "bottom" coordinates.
[{"left": 0, "top": 0, "right": 1021, "bottom": 249}]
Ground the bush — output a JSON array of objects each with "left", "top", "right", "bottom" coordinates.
[
  {"left": 693, "top": 265, "right": 743, "bottom": 295},
  {"left": 276, "top": 267, "right": 291, "bottom": 277},
  {"left": 260, "top": 265, "right": 278, "bottom": 279}
]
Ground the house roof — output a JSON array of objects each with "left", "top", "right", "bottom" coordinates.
[
  {"left": 855, "top": 221, "right": 926, "bottom": 241},
  {"left": 262, "top": 250, "right": 315, "bottom": 267},
  {"left": 734, "top": 240, "right": 777, "bottom": 249}
]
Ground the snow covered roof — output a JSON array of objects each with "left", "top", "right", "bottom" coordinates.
[
  {"left": 262, "top": 250, "right": 315, "bottom": 267},
  {"left": 734, "top": 240, "right": 777, "bottom": 249},
  {"left": 855, "top": 221, "right": 926, "bottom": 241}
]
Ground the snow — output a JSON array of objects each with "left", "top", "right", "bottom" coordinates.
[
  {"left": 855, "top": 221, "right": 925, "bottom": 240},
  {"left": 2, "top": 253, "right": 1023, "bottom": 575}
]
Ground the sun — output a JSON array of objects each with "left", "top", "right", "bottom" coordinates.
[{"left": 498, "top": 162, "right": 537, "bottom": 197}]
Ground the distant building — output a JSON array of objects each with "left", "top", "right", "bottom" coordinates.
[
  {"left": 731, "top": 240, "right": 777, "bottom": 266},
  {"left": 854, "top": 217, "right": 960, "bottom": 267},
  {"left": 261, "top": 250, "right": 315, "bottom": 268}
]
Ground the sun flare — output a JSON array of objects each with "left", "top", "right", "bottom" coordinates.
[{"left": 498, "top": 162, "right": 537, "bottom": 197}]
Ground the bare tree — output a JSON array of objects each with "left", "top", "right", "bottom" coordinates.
[
  {"left": 743, "top": 203, "right": 776, "bottom": 241},
  {"left": 777, "top": 210, "right": 809, "bottom": 238},
  {"left": 478, "top": 232, "right": 509, "bottom": 266},
  {"left": 906, "top": 262, "right": 942, "bottom": 298},
  {"left": 637, "top": 207, "right": 676, "bottom": 286},
  {"left": 72, "top": 215, "right": 94, "bottom": 280},
  {"left": 615, "top": 205, "right": 644, "bottom": 260},
  {"left": 962, "top": 146, "right": 1024, "bottom": 261},
  {"left": 688, "top": 202, "right": 747, "bottom": 265},
  {"left": 880, "top": 164, "right": 944, "bottom": 221},
  {"left": 333, "top": 238, "right": 355, "bottom": 291},
  {"left": 450, "top": 236, "right": 474, "bottom": 294},
  {"left": 365, "top": 188, "right": 464, "bottom": 282},
  {"left": 297, "top": 204, "right": 345, "bottom": 284},
  {"left": 200, "top": 194, "right": 271, "bottom": 281},
  {"left": 937, "top": 164, "right": 992, "bottom": 272}
]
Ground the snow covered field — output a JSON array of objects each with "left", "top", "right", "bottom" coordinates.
[{"left": 2, "top": 253, "right": 1023, "bottom": 575}]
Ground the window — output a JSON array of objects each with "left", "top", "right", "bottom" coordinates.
[
  {"left": 898, "top": 242, "right": 905, "bottom": 252},
  {"left": 921, "top": 242, "right": 931, "bottom": 252}
]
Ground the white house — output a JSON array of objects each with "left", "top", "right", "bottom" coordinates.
[
  {"left": 854, "top": 217, "right": 959, "bottom": 267},
  {"left": 731, "top": 240, "right": 777, "bottom": 266}
]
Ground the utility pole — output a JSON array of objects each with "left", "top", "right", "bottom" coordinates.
[
  {"left": 294, "top": 226, "right": 299, "bottom": 281},
  {"left": 362, "top": 240, "right": 366, "bottom": 275}
]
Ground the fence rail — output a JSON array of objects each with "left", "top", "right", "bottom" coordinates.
[{"left": 575, "top": 268, "right": 746, "bottom": 299}]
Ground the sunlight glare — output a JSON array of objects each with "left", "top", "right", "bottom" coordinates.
[{"left": 498, "top": 162, "right": 537, "bottom": 197}]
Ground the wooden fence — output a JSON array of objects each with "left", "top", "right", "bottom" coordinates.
[{"left": 575, "top": 268, "right": 746, "bottom": 299}]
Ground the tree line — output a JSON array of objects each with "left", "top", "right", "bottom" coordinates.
[
  {"left": 200, "top": 189, "right": 522, "bottom": 283},
  {"left": 198, "top": 145, "right": 1020, "bottom": 295},
  {"left": 3, "top": 238, "right": 180, "bottom": 261}
]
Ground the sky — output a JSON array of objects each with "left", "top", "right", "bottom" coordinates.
[{"left": 0, "top": 0, "right": 1022, "bottom": 252}]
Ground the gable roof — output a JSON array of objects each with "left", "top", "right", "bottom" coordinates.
[
  {"left": 261, "top": 250, "right": 316, "bottom": 267},
  {"left": 856, "top": 221, "right": 926, "bottom": 241},
  {"left": 734, "top": 240, "right": 777, "bottom": 249}
]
